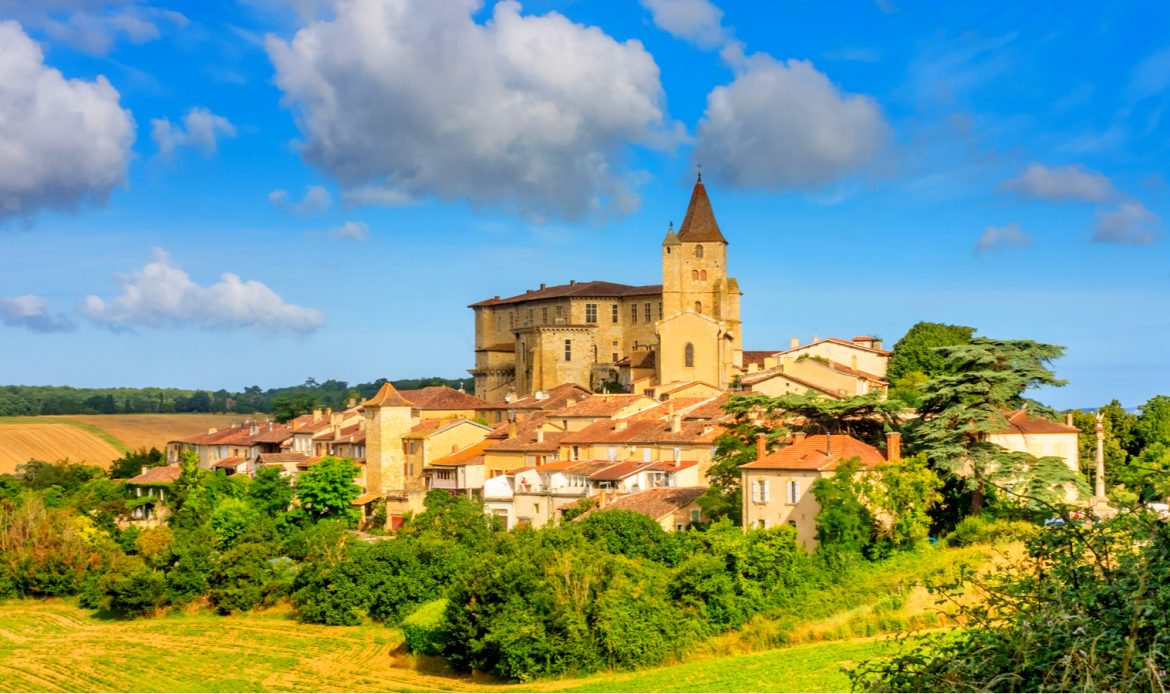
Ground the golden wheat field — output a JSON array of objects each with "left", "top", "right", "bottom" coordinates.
[{"left": 0, "top": 414, "right": 241, "bottom": 474}]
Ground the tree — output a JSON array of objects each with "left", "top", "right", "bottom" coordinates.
[
  {"left": 913, "top": 338, "right": 1069, "bottom": 517},
  {"left": 771, "top": 391, "right": 901, "bottom": 446},
  {"left": 167, "top": 451, "right": 209, "bottom": 531},
  {"left": 1134, "top": 394, "right": 1170, "bottom": 452},
  {"left": 295, "top": 456, "right": 361, "bottom": 524},
  {"left": 108, "top": 447, "right": 165, "bottom": 480},
  {"left": 271, "top": 392, "right": 319, "bottom": 423},
  {"left": 811, "top": 458, "right": 874, "bottom": 560},
  {"left": 888, "top": 322, "right": 975, "bottom": 405},
  {"left": 867, "top": 454, "right": 943, "bottom": 552},
  {"left": 248, "top": 466, "right": 294, "bottom": 518},
  {"left": 699, "top": 394, "right": 784, "bottom": 525}
]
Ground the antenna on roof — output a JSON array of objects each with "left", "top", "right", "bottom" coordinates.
[{"left": 696, "top": 161, "right": 702, "bottom": 182}]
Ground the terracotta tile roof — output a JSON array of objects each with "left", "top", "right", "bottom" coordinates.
[
  {"left": 478, "top": 342, "right": 515, "bottom": 352},
  {"left": 249, "top": 424, "right": 293, "bottom": 444},
  {"left": 676, "top": 394, "right": 729, "bottom": 420},
  {"left": 616, "top": 350, "right": 656, "bottom": 369},
  {"left": 823, "top": 360, "right": 887, "bottom": 383},
  {"left": 364, "top": 382, "right": 412, "bottom": 408},
  {"left": 532, "top": 460, "right": 612, "bottom": 475},
  {"left": 173, "top": 425, "right": 250, "bottom": 446},
  {"left": 742, "top": 351, "right": 779, "bottom": 367},
  {"left": 479, "top": 383, "right": 592, "bottom": 411},
  {"left": 823, "top": 337, "right": 891, "bottom": 356},
  {"left": 399, "top": 386, "right": 490, "bottom": 410},
  {"left": 351, "top": 491, "right": 381, "bottom": 506},
  {"left": 126, "top": 464, "right": 182, "bottom": 485},
  {"left": 470, "top": 281, "right": 662, "bottom": 308},
  {"left": 484, "top": 428, "right": 567, "bottom": 453},
  {"left": 212, "top": 457, "right": 248, "bottom": 469},
  {"left": 995, "top": 410, "right": 1080, "bottom": 435},
  {"left": 584, "top": 486, "right": 708, "bottom": 521},
  {"left": 676, "top": 178, "right": 725, "bottom": 243},
  {"left": 738, "top": 368, "right": 840, "bottom": 397},
  {"left": 257, "top": 452, "right": 309, "bottom": 463},
  {"left": 406, "top": 419, "right": 444, "bottom": 438},
  {"left": 560, "top": 416, "right": 723, "bottom": 446},
  {"left": 587, "top": 459, "right": 698, "bottom": 481},
  {"left": 741, "top": 434, "right": 885, "bottom": 471},
  {"left": 547, "top": 394, "right": 655, "bottom": 419},
  {"left": 429, "top": 439, "right": 491, "bottom": 467}
]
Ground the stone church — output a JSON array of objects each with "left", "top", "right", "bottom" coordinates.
[{"left": 470, "top": 176, "right": 744, "bottom": 402}]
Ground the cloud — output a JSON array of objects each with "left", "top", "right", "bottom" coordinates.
[
  {"left": 1091, "top": 201, "right": 1161, "bottom": 245},
  {"left": 695, "top": 54, "right": 889, "bottom": 189},
  {"left": 83, "top": 249, "right": 324, "bottom": 332},
  {"left": 267, "top": 0, "right": 682, "bottom": 221},
  {"left": 0, "top": 22, "right": 135, "bottom": 221},
  {"left": 1000, "top": 163, "right": 1115, "bottom": 203},
  {"left": 0, "top": 295, "right": 76, "bottom": 333},
  {"left": 329, "top": 220, "right": 369, "bottom": 241},
  {"left": 639, "top": 0, "right": 726, "bottom": 50},
  {"left": 151, "top": 107, "right": 236, "bottom": 159},
  {"left": 340, "top": 182, "right": 416, "bottom": 207},
  {"left": 0, "top": 1, "right": 187, "bottom": 55},
  {"left": 974, "top": 223, "right": 1032, "bottom": 254},
  {"left": 268, "top": 185, "right": 331, "bottom": 214}
]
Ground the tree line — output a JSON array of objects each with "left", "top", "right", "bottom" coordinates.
[{"left": 0, "top": 376, "right": 472, "bottom": 419}]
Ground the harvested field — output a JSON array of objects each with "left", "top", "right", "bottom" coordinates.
[{"left": 0, "top": 414, "right": 242, "bottom": 473}]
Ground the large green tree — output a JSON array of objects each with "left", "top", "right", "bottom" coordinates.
[
  {"left": 1134, "top": 394, "right": 1170, "bottom": 451},
  {"left": 913, "top": 338, "right": 1072, "bottom": 516},
  {"left": 295, "top": 456, "right": 361, "bottom": 525},
  {"left": 888, "top": 322, "right": 976, "bottom": 405}
]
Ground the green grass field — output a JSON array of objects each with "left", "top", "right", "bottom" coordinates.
[{"left": 0, "top": 600, "right": 903, "bottom": 692}]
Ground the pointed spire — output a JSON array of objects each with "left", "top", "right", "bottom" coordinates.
[
  {"left": 676, "top": 175, "right": 725, "bottom": 243},
  {"left": 662, "top": 220, "right": 680, "bottom": 246},
  {"left": 363, "top": 381, "right": 412, "bottom": 408}
]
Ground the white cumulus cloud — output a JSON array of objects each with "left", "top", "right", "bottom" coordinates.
[
  {"left": 329, "top": 220, "right": 369, "bottom": 241},
  {"left": 1091, "top": 201, "right": 1161, "bottom": 245},
  {"left": 695, "top": 54, "right": 889, "bottom": 189},
  {"left": 151, "top": 107, "right": 236, "bottom": 159},
  {"left": 1001, "top": 163, "right": 1115, "bottom": 203},
  {"left": 269, "top": 185, "right": 332, "bottom": 214},
  {"left": 640, "top": 0, "right": 726, "bottom": 50},
  {"left": 83, "top": 249, "right": 324, "bottom": 333},
  {"left": 266, "top": 0, "right": 683, "bottom": 221},
  {"left": 974, "top": 223, "right": 1032, "bottom": 254},
  {"left": 0, "top": 295, "right": 75, "bottom": 333},
  {"left": 0, "top": 21, "right": 135, "bottom": 221}
]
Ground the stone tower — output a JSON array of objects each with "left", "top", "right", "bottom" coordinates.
[
  {"left": 362, "top": 381, "right": 413, "bottom": 495},
  {"left": 657, "top": 175, "right": 743, "bottom": 387}
]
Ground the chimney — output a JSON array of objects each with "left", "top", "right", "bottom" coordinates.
[
  {"left": 886, "top": 432, "right": 902, "bottom": 462},
  {"left": 267, "top": 421, "right": 274, "bottom": 432},
  {"left": 141, "top": 465, "right": 148, "bottom": 476},
  {"left": 348, "top": 398, "right": 357, "bottom": 409},
  {"left": 537, "top": 429, "right": 545, "bottom": 443},
  {"left": 812, "top": 334, "right": 819, "bottom": 343},
  {"left": 312, "top": 408, "right": 322, "bottom": 422},
  {"left": 1065, "top": 412, "right": 1074, "bottom": 426},
  {"left": 569, "top": 280, "right": 577, "bottom": 286},
  {"left": 671, "top": 414, "right": 682, "bottom": 433},
  {"left": 756, "top": 434, "right": 767, "bottom": 461},
  {"left": 540, "top": 283, "right": 546, "bottom": 290},
  {"left": 873, "top": 339, "right": 883, "bottom": 350},
  {"left": 249, "top": 422, "right": 259, "bottom": 436},
  {"left": 330, "top": 411, "right": 342, "bottom": 427},
  {"left": 789, "top": 336, "right": 799, "bottom": 349},
  {"left": 508, "top": 420, "right": 518, "bottom": 438},
  {"left": 793, "top": 432, "right": 807, "bottom": 444},
  {"left": 615, "top": 420, "right": 628, "bottom": 432}
]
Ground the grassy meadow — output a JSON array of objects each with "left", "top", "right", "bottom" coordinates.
[
  {"left": 0, "top": 414, "right": 242, "bottom": 473},
  {"left": 0, "top": 600, "right": 896, "bottom": 693}
]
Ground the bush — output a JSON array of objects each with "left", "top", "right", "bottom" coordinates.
[
  {"left": 209, "top": 542, "right": 282, "bottom": 614},
  {"left": 577, "top": 509, "right": 679, "bottom": 564},
  {"left": 943, "top": 515, "right": 1037, "bottom": 547},
  {"left": 401, "top": 598, "right": 449, "bottom": 655},
  {"left": 96, "top": 557, "right": 168, "bottom": 618},
  {"left": 166, "top": 527, "right": 214, "bottom": 603}
]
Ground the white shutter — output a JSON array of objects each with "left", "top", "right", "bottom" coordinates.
[
  {"left": 762, "top": 480, "right": 770, "bottom": 502},
  {"left": 751, "top": 480, "right": 760, "bottom": 502}
]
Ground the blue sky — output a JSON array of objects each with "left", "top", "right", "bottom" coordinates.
[{"left": 0, "top": 0, "right": 1167, "bottom": 409}]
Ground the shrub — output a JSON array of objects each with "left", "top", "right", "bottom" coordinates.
[
  {"left": 577, "top": 509, "right": 679, "bottom": 564},
  {"left": 209, "top": 541, "right": 281, "bottom": 614},
  {"left": 943, "top": 515, "right": 1037, "bottom": 547},
  {"left": 96, "top": 556, "right": 168, "bottom": 618},
  {"left": 166, "top": 527, "right": 215, "bottom": 603},
  {"left": 401, "top": 598, "right": 449, "bottom": 655}
]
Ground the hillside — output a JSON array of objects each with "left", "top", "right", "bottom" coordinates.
[{"left": 0, "top": 414, "right": 241, "bottom": 474}]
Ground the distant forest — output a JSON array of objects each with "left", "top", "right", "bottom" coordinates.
[{"left": 0, "top": 377, "right": 474, "bottom": 418}]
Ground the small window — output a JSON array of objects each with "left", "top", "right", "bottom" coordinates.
[
  {"left": 684, "top": 343, "right": 694, "bottom": 368},
  {"left": 690, "top": 509, "right": 701, "bottom": 523},
  {"left": 564, "top": 338, "right": 572, "bottom": 361},
  {"left": 585, "top": 303, "right": 597, "bottom": 323},
  {"left": 644, "top": 302, "right": 651, "bottom": 322},
  {"left": 542, "top": 306, "right": 548, "bottom": 324},
  {"left": 695, "top": 244, "right": 704, "bottom": 258},
  {"left": 611, "top": 304, "right": 619, "bottom": 323},
  {"left": 612, "top": 352, "right": 619, "bottom": 363},
  {"left": 787, "top": 480, "right": 800, "bottom": 504},
  {"left": 631, "top": 303, "right": 638, "bottom": 323},
  {"left": 694, "top": 301, "right": 702, "bottom": 313},
  {"left": 527, "top": 308, "right": 533, "bottom": 325},
  {"left": 556, "top": 305, "right": 564, "bottom": 320},
  {"left": 692, "top": 269, "right": 699, "bottom": 280},
  {"left": 658, "top": 302, "right": 663, "bottom": 319},
  {"left": 700, "top": 269, "right": 707, "bottom": 281}
]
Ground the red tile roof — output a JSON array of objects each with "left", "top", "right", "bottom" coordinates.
[
  {"left": 547, "top": 394, "right": 655, "bottom": 419},
  {"left": 741, "top": 434, "right": 885, "bottom": 471},
  {"left": 995, "top": 410, "right": 1080, "bottom": 435},
  {"left": 587, "top": 459, "right": 698, "bottom": 481},
  {"left": 212, "top": 457, "right": 248, "bottom": 469},
  {"left": 126, "top": 464, "right": 182, "bottom": 485},
  {"left": 676, "top": 178, "right": 725, "bottom": 243},
  {"left": 583, "top": 486, "right": 708, "bottom": 521},
  {"left": 399, "top": 386, "right": 490, "bottom": 410},
  {"left": 479, "top": 383, "right": 592, "bottom": 411},
  {"left": 429, "top": 439, "right": 491, "bottom": 467},
  {"left": 364, "top": 382, "right": 413, "bottom": 408},
  {"left": 470, "top": 281, "right": 661, "bottom": 308},
  {"left": 742, "top": 351, "right": 780, "bottom": 367},
  {"left": 257, "top": 452, "right": 309, "bottom": 463},
  {"left": 738, "top": 368, "right": 840, "bottom": 397}
]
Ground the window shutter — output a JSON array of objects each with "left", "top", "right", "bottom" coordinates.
[
  {"left": 762, "top": 480, "right": 770, "bottom": 502},
  {"left": 751, "top": 480, "right": 760, "bottom": 503}
]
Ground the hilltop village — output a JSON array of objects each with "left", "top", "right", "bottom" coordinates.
[{"left": 136, "top": 179, "right": 1082, "bottom": 546}]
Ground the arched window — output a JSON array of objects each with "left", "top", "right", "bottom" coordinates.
[
  {"left": 700, "top": 269, "right": 707, "bottom": 281},
  {"left": 684, "top": 343, "right": 694, "bottom": 368},
  {"left": 691, "top": 269, "right": 699, "bottom": 280},
  {"left": 695, "top": 244, "right": 704, "bottom": 258},
  {"left": 694, "top": 300, "right": 702, "bottom": 313}
]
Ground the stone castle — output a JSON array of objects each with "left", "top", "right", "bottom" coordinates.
[{"left": 469, "top": 176, "right": 743, "bottom": 401}]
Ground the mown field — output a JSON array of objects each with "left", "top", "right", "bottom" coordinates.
[
  {"left": 0, "top": 601, "right": 893, "bottom": 693},
  {"left": 0, "top": 414, "right": 243, "bottom": 473}
]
